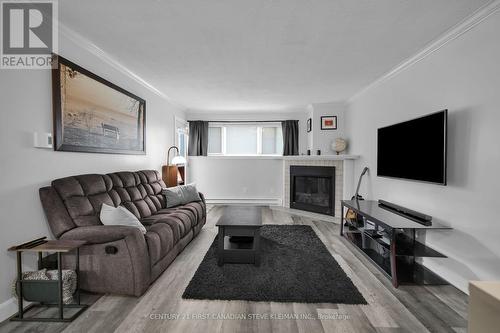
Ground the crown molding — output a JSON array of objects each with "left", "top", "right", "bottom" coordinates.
[
  {"left": 347, "top": 0, "right": 500, "bottom": 103},
  {"left": 58, "top": 23, "right": 186, "bottom": 110}
]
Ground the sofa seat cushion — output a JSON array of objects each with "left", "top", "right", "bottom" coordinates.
[
  {"left": 141, "top": 211, "right": 195, "bottom": 241},
  {"left": 155, "top": 201, "right": 204, "bottom": 222},
  {"left": 178, "top": 202, "right": 205, "bottom": 222},
  {"left": 145, "top": 223, "right": 175, "bottom": 266}
]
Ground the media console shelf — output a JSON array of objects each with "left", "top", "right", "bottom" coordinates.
[{"left": 341, "top": 200, "right": 452, "bottom": 288}]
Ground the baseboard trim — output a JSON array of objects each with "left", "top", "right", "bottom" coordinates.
[{"left": 205, "top": 198, "right": 282, "bottom": 206}]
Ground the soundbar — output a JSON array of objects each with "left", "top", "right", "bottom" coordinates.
[{"left": 378, "top": 200, "right": 432, "bottom": 226}]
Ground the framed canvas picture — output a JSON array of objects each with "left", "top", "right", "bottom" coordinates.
[
  {"left": 307, "top": 118, "right": 312, "bottom": 132},
  {"left": 321, "top": 116, "right": 337, "bottom": 130},
  {"left": 52, "top": 55, "right": 146, "bottom": 154}
]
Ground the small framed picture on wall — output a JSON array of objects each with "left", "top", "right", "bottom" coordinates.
[
  {"left": 307, "top": 118, "right": 312, "bottom": 132},
  {"left": 321, "top": 116, "right": 337, "bottom": 130}
]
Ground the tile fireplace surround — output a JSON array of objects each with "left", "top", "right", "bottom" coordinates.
[{"left": 283, "top": 155, "right": 359, "bottom": 218}]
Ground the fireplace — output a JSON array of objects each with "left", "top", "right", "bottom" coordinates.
[{"left": 290, "top": 166, "right": 335, "bottom": 216}]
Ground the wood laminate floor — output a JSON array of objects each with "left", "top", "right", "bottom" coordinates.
[{"left": 0, "top": 206, "right": 468, "bottom": 333}]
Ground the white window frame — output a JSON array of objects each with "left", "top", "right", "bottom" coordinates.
[
  {"left": 174, "top": 116, "right": 188, "bottom": 160},
  {"left": 208, "top": 122, "right": 282, "bottom": 156},
  {"left": 208, "top": 125, "right": 226, "bottom": 155}
]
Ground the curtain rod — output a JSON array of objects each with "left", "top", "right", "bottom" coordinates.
[{"left": 188, "top": 120, "right": 296, "bottom": 123}]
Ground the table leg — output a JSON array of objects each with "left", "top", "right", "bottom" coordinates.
[
  {"left": 217, "top": 226, "right": 224, "bottom": 266},
  {"left": 57, "top": 252, "right": 63, "bottom": 319},
  {"left": 16, "top": 252, "right": 23, "bottom": 319},
  {"left": 389, "top": 231, "right": 399, "bottom": 288},
  {"left": 38, "top": 252, "right": 43, "bottom": 270},
  {"left": 254, "top": 229, "right": 261, "bottom": 267},
  {"left": 76, "top": 248, "right": 80, "bottom": 305},
  {"left": 340, "top": 204, "right": 344, "bottom": 236}
]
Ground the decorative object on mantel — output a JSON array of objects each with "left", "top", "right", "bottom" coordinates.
[
  {"left": 317, "top": 150, "right": 321, "bottom": 155},
  {"left": 307, "top": 118, "right": 312, "bottom": 132},
  {"left": 332, "top": 138, "right": 347, "bottom": 155},
  {"left": 52, "top": 55, "right": 146, "bottom": 154},
  {"left": 307, "top": 149, "right": 311, "bottom": 155},
  {"left": 320, "top": 116, "right": 337, "bottom": 130},
  {"left": 162, "top": 146, "right": 187, "bottom": 187}
]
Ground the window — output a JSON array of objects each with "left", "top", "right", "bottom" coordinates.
[
  {"left": 208, "top": 122, "right": 283, "bottom": 156},
  {"left": 226, "top": 125, "right": 258, "bottom": 155},
  {"left": 174, "top": 117, "right": 188, "bottom": 159},
  {"left": 208, "top": 127, "right": 223, "bottom": 154},
  {"left": 177, "top": 129, "right": 187, "bottom": 157}
]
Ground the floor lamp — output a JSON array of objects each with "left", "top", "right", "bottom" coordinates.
[{"left": 162, "top": 146, "right": 187, "bottom": 187}]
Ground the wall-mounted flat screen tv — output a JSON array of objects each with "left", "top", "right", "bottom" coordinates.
[{"left": 377, "top": 110, "right": 447, "bottom": 185}]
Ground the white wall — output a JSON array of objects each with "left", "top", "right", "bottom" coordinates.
[
  {"left": 0, "top": 33, "right": 185, "bottom": 317},
  {"left": 346, "top": 9, "right": 500, "bottom": 293},
  {"left": 186, "top": 110, "right": 307, "bottom": 203},
  {"left": 188, "top": 157, "right": 283, "bottom": 205},
  {"left": 308, "top": 102, "right": 348, "bottom": 155}
]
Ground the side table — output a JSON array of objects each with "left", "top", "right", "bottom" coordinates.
[{"left": 7, "top": 238, "right": 88, "bottom": 322}]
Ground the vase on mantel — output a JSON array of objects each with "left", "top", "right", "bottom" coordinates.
[{"left": 332, "top": 138, "right": 347, "bottom": 155}]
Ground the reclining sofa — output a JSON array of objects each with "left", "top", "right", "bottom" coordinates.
[{"left": 39, "top": 170, "right": 206, "bottom": 296}]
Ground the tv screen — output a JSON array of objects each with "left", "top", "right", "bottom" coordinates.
[{"left": 377, "top": 110, "right": 447, "bottom": 185}]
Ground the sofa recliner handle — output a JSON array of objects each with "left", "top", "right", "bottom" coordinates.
[{"left": 105, "top": 246, "right": 118, "bottom": 254}]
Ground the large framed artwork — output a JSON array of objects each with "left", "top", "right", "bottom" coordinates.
[{"left": 52, "top": 55, "right": 146, "bottom": 154}]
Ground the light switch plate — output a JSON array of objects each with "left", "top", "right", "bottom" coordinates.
[{"left": 34, "top": 132, "right": 53, "bottom": 149}]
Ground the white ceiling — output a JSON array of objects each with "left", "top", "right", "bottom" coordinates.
[{"left": 59, "top": 0, "right": 490, "bottom": 111}]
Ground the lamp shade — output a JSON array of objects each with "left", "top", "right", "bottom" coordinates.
[{"left": 171, "top": 155, "right": 186, "bottom": 165}]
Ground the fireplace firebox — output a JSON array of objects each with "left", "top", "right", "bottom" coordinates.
[{"left": 290, "top": 166, "right": 335, "bottom": 216}]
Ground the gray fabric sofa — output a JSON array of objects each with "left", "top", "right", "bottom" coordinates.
[{"left": 39, "top": 170, "right": 206, "bottom": 296}]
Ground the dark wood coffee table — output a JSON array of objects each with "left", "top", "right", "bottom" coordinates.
[{"left": 216, "top": 206, "right": 262, "bottom": 266}]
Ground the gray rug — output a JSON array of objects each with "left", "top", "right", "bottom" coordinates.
[{"left": 182, "top": 225, "right": 367, "bottom": 304}]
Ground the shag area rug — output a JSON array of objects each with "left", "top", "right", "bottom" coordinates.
[{"left": 183, "top": 225, "right": 366, "bottom": 304}]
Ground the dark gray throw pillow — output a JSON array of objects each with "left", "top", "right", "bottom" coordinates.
[{"left": 162, "top": 183, "right": 201, "bottom": 208}]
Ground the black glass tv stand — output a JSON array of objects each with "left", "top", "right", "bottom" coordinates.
[{"left": 341, "top": 200, "right": 452, "bottom": 288}]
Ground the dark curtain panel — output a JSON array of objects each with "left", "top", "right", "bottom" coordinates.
[
  {"left": 188, "top": 121, "right": 209, "bottom": 156},
  {"left": 282, "top": 120, "right": 299, "bottom": 156}
]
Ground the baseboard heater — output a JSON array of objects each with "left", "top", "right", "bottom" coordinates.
[{"left": 205, "top": 198, "right": 282, "bottom": 206}]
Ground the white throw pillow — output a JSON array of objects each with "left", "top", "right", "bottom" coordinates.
[{"left": 100, "top": 204, "right": 146, "bottom": 234}]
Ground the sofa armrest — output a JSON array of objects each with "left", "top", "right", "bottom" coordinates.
[
  {"left": 59, "top": 225, "right": 150, "bottom": 296},
  {"left": 59, "top": 225, "right": 144, "bottom": 244},
  {"left": 198, "top": 192, "right": 206, "bottom": 204}
]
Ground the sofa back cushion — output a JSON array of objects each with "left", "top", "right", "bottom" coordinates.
[
  {"left": 52, "top": 174, "right": 120, "bottom": 227},
  {"left": 108, "top": 170, "right": 166, "bottom": 219},
  {"left": 49, "top": 170, "right": 166, "bottom": 228}
]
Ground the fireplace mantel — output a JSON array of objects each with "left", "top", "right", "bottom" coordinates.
[{"left": 282, "top": 155, "right": 359, "bottom": 161}]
